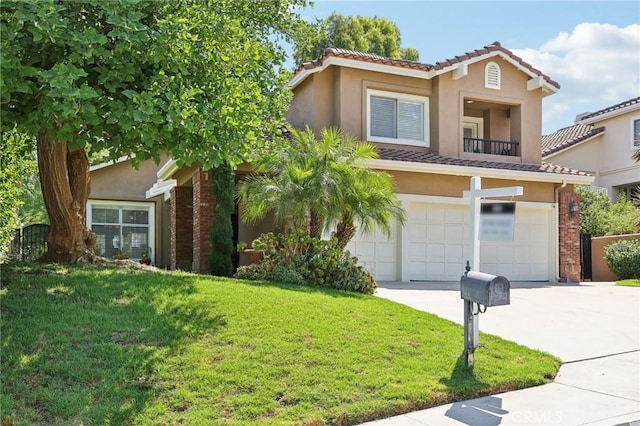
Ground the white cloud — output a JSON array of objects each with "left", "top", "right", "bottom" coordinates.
[{"left": 513, "top": 23, "right": 640, "bottom": 131}]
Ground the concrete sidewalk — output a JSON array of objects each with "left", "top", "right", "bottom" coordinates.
[{"left": 360, "top": 281, "right": 640, "bottom": 426}]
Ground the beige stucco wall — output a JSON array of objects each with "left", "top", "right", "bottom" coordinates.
[
  {"left": 591, "top": 233, "right": 640, "bottom": 281},
  {"left": 288, "top": 58, "right": 544, "bottom": 165},
  {"left": 546, "top": 108, "right": 640, "bottom": 200},
  {"left": 433, "top": 58, "right": 541, "bottom": 163},
  {"left": 388, "top": 171, "right": 557, "bottom": 203}
]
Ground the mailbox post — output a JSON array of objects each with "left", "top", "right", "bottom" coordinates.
[{"left": 460, "top": 265, "right": 511, "bottom": 367}]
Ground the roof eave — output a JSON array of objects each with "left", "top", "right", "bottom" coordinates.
[
  {"left": 362, "top": 158, "right": 594, "bottom": 185},
  {"left": 429, "top": 51, "right": 559, "bottom": 95},
  {"left": 290, "top": 56, "right": 429, "bottom": 89},
  {"left": 577, "top": 103, "right": 640, "bottom": 125}
]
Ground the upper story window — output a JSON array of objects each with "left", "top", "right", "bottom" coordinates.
[
  {"left": 367, "top": 89, "right": 429, "bottom": 147},
  {"left": 485, "top": 62, "right": 501, "bottom": 90},
  {"left": 632, "top": 116, "right": 640, "bottom": 149}
]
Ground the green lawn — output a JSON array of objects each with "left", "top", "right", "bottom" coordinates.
[
  {"left": 1, "top": 262, "right": 560, "bottom": 425},
  {"left": 616, "top": 278, "right": 640, "bottom": 287}
]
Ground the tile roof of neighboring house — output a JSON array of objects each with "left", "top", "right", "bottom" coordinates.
[
  {"left": 541, "top": 124, "right": 605, "bottom": 157},
  {"left": 375, "top": 146, "right": 591, "bottom": 177},
  {"left": 293, "top": 41, "right": 560, "bottom": 90},
  {"left": 577, "top": 97, "right": 640, "bottom": 122}
]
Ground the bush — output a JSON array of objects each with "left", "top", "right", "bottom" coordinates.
[
  {"left": 604, "top": 239, "right": 640, "bottom": 279},
  {"left": 233, "top": 229, "right": 377, "bottom": 294}
]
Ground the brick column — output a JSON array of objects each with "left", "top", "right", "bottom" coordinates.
[
  {"left": 558, "top": 191, "right": 581, "bottom": 282},
  {"left": 192, "top": 168, "right": 213, "bottom": 274},
  {"left": 170, "top": 186, "right": 193, "bottom": 270}
]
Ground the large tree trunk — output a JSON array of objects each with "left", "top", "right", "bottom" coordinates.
[{"left": 37, "top": 133, "right": 96, "bottom": 263}]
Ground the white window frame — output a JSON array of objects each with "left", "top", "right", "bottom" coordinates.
[
  {"left": 463, "top": 116, "right": 485, "bottom": 153},
  {"left": 86, "top": 200, "right": 155, "bottom": 262},
  {"left": 485, "top": 61, "right": 501, "bottom": 90},
  {"left": 631, "top": 115, "right": 640, "bottom": 149},
  {"left": 367, "top": 89, "right": 430, "bottom": 147}
]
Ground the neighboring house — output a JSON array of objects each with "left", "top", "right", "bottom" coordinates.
[
  {"left": 542, "top": 97, "right": 640, "bottom": 201},
  {"left": 89, "top": 41, "right": 594, "bottom": 282}
]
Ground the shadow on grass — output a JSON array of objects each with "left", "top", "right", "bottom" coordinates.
[{"left": 0, "top": 262, "right": 226, "bottom": 425}]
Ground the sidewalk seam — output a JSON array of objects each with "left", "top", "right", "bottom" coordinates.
[
  {"left": 554, "top": 381, "right": 640, "bottom": 403},
  {"left": 562, "top": 349, "right": 640, "bottom": 365}
]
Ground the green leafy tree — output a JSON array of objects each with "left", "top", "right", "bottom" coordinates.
[
  {"left": 0, "top": 129, "right": 35, "bottom": 256},
  {"left": 238, "top": 126, "right": 405, "bottom": 248},
  {"left": 1, "top": 0, "right": 306, "bottom": 263},
  {"left": 576, "top": 186, "right": 640, "bottom": 236},
  {"left": 294, "top": 12, "right": 419, "bottom": 64}
]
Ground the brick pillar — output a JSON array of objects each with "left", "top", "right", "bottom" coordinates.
[
  {"left": 192, "top": 168, "right": 213, "bottom": 273},
  {"left": 170, "top": 186, "right": 193, "bottom": 270},
  {"left": 558, "top": 191, "right": 581, "bottom": 282}
]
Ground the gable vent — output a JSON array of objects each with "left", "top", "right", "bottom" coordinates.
[{"left": 485, "top": 61, "right": 501, "bottom": 90}]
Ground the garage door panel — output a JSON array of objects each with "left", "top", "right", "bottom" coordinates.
[
  {"left": 409, "top": 204, "right": 428, "bottom": 220},
  {"left": 409, "top": 242, "right": 426, "bottom": 257},
  {"left": 409, "top": 262, "right": 426, "bottom": 277},
  {"left": 377, "top": 243, "right": 396, "bottom": 259},
  {"left": 407, "top": 202, "right": 551, "bottom": 281},
  {"left": 346, "top": 220, "right": 398, "bottom": 281},
  {"left": 427, "top": 243, "right": 445, "bottom": 259},
  {"left": 445, "top": 224, "right": 464, "bottom": 240},
  {"left": 445, "top": 244, "right": 464, "bottom": 260},
  {"left": 427, "top": 206, "right": 447, "bottom": 221},
  {"left": 408, "top": 223, "right": 427, "bottom": 239},
  {"left": 351, "top": 201, "right": 551, "bottom": 282}
]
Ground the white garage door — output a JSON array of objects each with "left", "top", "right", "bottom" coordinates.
[
  {"left": 406, "top": 201, "right": 551, "bottom": 281},
  {"left": 345, "top": 222, "right": 398, "bottom": 281},
  {"left": 346, "top": 200, "right": 553, "bottom": 282}
]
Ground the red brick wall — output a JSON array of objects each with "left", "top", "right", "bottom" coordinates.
[
  {"left": 558, "top": 191, "right": 581, "bottom": 282},
  {"left": 170, "top": 186, "right": 193, "bottom": 270},
  {"left": 192, "top": 169, "right": 213, "bottom": 273}
]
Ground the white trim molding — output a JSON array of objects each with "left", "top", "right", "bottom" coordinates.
[{"left": 86, "top": 199, "right": 156, "bottom": 263}]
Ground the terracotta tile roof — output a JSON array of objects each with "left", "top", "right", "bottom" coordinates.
[
  {"left": 295, "top": 47, "right": 432, "bottom": 73},
  {"left": 430, "top": 41, "right": 560, "bottom": 90},
  {"left": 541, "top": 124, "right": 605, "bottom": 157},
  {"left": 375, "top": 146, "right": 590, "bottom": 177},
  {"left": 293, "top": 42, "right": 559, "bottom": 89},
  {"left": 576, "top": 97, "right": 640, "bottom": 122}
]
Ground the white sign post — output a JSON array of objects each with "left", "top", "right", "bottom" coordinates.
[{"left": 461, "top": 176, "right": 523, "bottom": 366}]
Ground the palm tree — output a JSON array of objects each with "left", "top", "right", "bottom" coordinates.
[{"left": 237, "top": 125, "right": 405, "bottom": 247}]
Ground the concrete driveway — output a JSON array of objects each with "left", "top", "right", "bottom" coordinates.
[
  {"left": 375, "top": 281, "right": 640, "bottom": 362},
  {"left": 362, "top": 281, "right": 640, "bottom": 425}
]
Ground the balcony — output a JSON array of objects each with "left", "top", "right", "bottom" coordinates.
[{"left": 463, "top": 138, "right": 519, "bottom": 157}]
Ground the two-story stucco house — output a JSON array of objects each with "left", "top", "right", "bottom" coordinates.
[
  {"left": 542, "top": 97, "right": 640, "bottom": 201},
  {"left": 89, "top": 42, "right": 593, "bottom": 282}
]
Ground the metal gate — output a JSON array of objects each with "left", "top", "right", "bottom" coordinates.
[
  {"left": 580, "top": 233, "right": 592, "bottom": 281},
  {"left": 8, "top": 224, "right": 49, "bottom": 261}
]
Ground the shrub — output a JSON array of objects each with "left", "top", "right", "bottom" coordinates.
[
  {"left": 233, "top": 229, "right": 377, "bottom": 294},
  {"left": 604, "top": 239, "right": 640, "bottom": 279}
]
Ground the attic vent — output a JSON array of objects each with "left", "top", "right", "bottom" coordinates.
[{"left": 485, "top": 61, "right": 501, "bottom": 90}]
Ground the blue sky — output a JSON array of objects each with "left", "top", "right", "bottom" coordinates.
[{"left": 287, "top": 1, "right": 640, "bottom": 135}]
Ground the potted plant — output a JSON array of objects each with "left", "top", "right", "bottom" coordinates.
[
  {"left": 140, "top": 250, "right": 151, "bottom": 265},
  {"left": 237, "top": 241, "right": 264, "bottom": 264},
  {"left": 113, "top": 250, "right": 128, "bottom": 260}
]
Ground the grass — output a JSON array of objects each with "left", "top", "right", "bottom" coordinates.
[
  {"left": 616, "top": 278, "right": 640, "bottom": 287},
  {"left": 1, "top": 262, "right": 560, "bottom": 425}
]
